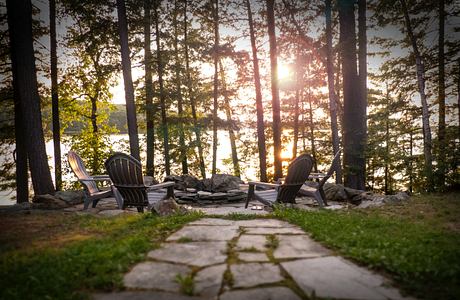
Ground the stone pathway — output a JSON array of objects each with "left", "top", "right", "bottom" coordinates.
[{"left": 93, "top": 218, "right": 414, "bottom": 300}]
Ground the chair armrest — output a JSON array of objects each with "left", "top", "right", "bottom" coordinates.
[
  {"left": 147, "top": 181, "right": 175, "bottom": 198},
  {"left": 248, "top": 181, "right": 280, "bottom": 189},
  {"left": 147, "top": 181, "right": 175, "bottom": 190},
  {"left": 79, "top": 177, "right": 110, "bottom": 182},
  {"left": 309, "top": 173, "right": 327, "bottom": 179}
]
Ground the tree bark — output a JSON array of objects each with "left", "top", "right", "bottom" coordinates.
[
  {"left": 358, "top": 0, "right": 367, "bottom": 184},
  {"left": 307, "top": 92, "right": 318, "bottom": 172},
  {"left": 50, "top": 0, "right": 61, "bottom": 191},
  {"left": 325, "top": 0, "right": 342, "bottom": 183},
  {"left": 14, "top": 82, "right": 29, "bottom": 203},
  {"left": 400, "top": 0, "right": 433, "bottom": 191},
  {"left": 174, "top": 0, "right": 188, "bottom": 174},
  {"left": 211, "top": 0, "right": 219, "bottom": 176},
  {"left": 6, "top": 0, "right": 55, "bottom": 195},
  {"left": 219, "top": 61, "right": 241, "bottom": 177},
  {"left": 437, "top": 0, "right": 446, "bottom": 187},
  {"left": 266, "top": 0, "right": 283, "bottom": 180},
  {"left": 154, "top": 0, "right": 171, "bottom": 175},
  {"left": 339, "top": 0, "right": 365, "bottom": 190},
  {"left": 116, "top": 0, "right": 140, "bottom": 161},
  {"left": 144, "top": 0, "right": 155, "bottom": 176},
  {"left": 184, "top": 0, "right": 206, "bottom": 178},
  {"left": 246, "top": 0, "right": 267, "bottom": 182}
]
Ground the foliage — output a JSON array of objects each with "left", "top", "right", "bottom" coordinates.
[
  {"left": 274, "top": 192, "right": 460, "bottom": 300},
  {"left": 0, "top": 212, "right": 203, "bottom": 300}
]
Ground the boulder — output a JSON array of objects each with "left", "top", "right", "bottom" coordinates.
[
  {"left": 164, "top": 174, "right": 203, "bottom": 191},
  {"left": 323, "top": 183, "right": 348, "bottom": 202},
  {"left": 209, "top": 174, "right": 243, "bottom": 193},
  {"left": 32, "top": 194, "right": 70, "bottom": 209},
  {"left": 151, "top": 197, "right": 188, "bottom": 216},
  {"left": 54, "top": 190, "right": 85, "bottom": 205}
]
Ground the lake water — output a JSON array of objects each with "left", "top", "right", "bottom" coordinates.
[{"left": 0, "top": 132, "right": 262, "bottom": 205}]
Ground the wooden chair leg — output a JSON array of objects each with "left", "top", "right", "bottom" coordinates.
[
  {"left": 83, "top": 195, "right": 91, "bottom": 210},
  {"left": 245, "top": 185, "right": 255, "bottom": 208},
  {"left": 314, "top": 190, "right": 325, "bottom": 208},
  {"left": 92, "top": 199, "right": 100, "bottom": 208},
  {"left": 112, "top": 186, "right": 123, "bottom": 209}
]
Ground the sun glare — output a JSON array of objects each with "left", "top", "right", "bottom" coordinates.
[{"left": 278, "top": 63, "right": 292, "bottom": 80}]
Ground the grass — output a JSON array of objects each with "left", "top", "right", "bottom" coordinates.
[
  {"left": 0, "top": 210, "right": 203, "bottom": 300},
  {"left": 175, "top": 274, "right": 194, "bottom": 296},
  {"left": 273, "top": 191, "right": 460, "bottom": 300},
  {"left": 265, "top": 234, "right": 279, "bottom": 249}
]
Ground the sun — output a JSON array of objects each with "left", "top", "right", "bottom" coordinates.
[{"left": 278, "top": 63, "right": 292, "bottom": 80}]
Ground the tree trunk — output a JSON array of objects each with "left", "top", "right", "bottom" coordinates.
[
  {"left": 399, "top": 0, "right": 433, "bottom": 191},
  {"left": 307, "top": 92, "right": 318, "bottom": 172},
  {"left": 211, "top": 0, "right": 219, "bottom": 176},
  {"left": 266, "top": 0, "right": 283, "bottom": 180},
  {"left": 116, "top": 0, "right": 140, "bottom": 161},
  {"left": 154, "top": 0, "right": 171, "bottom": 175},
  {"left": 339, "top": 0, "right": 366, "bottom": 190},
  {"left": 144, "top": 0, "right": 155, "bottom": 176},
  {"left": 292, "top": 85, "right": 300, "bottom": 159},
  {"left": 326, "top": 0, "right": 342, "bottom": 184},
  {"left": 358, "top": 0, "right": 367, "bottom": 184},
  {"left": 458, "top": 58, "right": 460, "bottom": 139},
  {"left": 384, "top": 86, "right": 390, "bottom": 194},
  {"left": 219, "top": 61, "right": 241, "bottom": 177},
  {"left": 6, "top": 0, "right": 55, "bottom": 195},
  {"left": 90, "top": 94, "right": 100, "bottom": 173},
  {"left": 184, "top": 0, "right": 206, "bottom": 178},
  {"left": 246, "top": 0, "right": 267, "bottom": 182},
  {"left": 437, "top": 0, "right": 445, "bottom": 188},
  {"left": 14, "top": 83, "right": 29, "bottom": 203},
  {"left": 174, "top": 0, "right": 188, "bottom": 174},
  {"left": 50, "top": 0, "right": 61, "bottom": 191}
]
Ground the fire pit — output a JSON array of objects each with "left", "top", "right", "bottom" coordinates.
[{"left": 164, "top": 174, "right": 247, "bottom": 204}]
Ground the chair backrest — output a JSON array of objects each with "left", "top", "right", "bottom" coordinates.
[
  {"left": 318, "top": 148, "right": 342, "bottom": 187},
  {"left": 104, "top": 152, "right": 148, "bottom": 207},
  {"left": 277, "top": 154, "right": 314, "bottom": 203},
  {"left": 68, "top": 150, "right": 99, "bottom": 195}
]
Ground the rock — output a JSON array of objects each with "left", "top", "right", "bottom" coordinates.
[
  {"left": 230, "top": 263, "right": 283, "bottom": 288},
  {"left": 197, "top": 191, "right": 212, "bottom": 197},
  {"left": 148, "top": 241, "right": 228, "bottom": 267},
  {"left": 220, "top": 287, "right": 301, "bottom": 300},
  {"left": 209, "top": 174, "right": 243, "bottom": 192},
  {"left": 32, "top": 194, "right": 70, "bottom": 209},
  {"left": 54, "top": 190, "right": 85, "bottom": 205},
  {"left": 164, "top": 174, "right": 203, "bottom": 191},
  {"left": 324, "top": 183, "right": 348, "bottom": 202},
  {"left": 152, "top": 198, "right": 187, "bottom": 216}
]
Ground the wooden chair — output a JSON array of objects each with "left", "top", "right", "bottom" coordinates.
[
  {"left": 104, "top": 152, "right": 175, "bottom": 212},
  {"left": 67, "top": 150, "right": 115, "bottom": 210},
  {"left": 245, "top": 154, "right": 314, "bottom": 209},
  {"left": 298, "top": 149, "right": 342, "bottom": 207}
]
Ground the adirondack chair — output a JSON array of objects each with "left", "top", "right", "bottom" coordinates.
[
  {"left": 298, "top": 149, "right": 342, "bottom": 207},
  {"left": 67, "top": 150, "right": 115, "bottom": 210},
  {"left": 245, "top": 153, "right": 314, "bottom": 209},
  {"left": 104, "top": 152, "right": 175, "bottom": 212}
]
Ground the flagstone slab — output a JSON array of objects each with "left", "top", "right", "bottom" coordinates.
[
  {"left": 235, "top": 219, "right": 295, "bottom": 228},
  {"left": 219, "top": 287, "right": 301, "bottom": 300},
  {"left": 281, "top": 256, "right": 409, "bottom": 300},
  {"left": 93, "top": 291, "right": 200, "bottom": 300},
  {"left": 148, "top": 241, "right": 227, "bottom": 267},
  {"left": 230, "top": 263, "right": 284, "bottom": 288},
  {"left": 237, "top": 252, "right": 270, "bottom": 262},
  {"left": 166, "top": 225, "right": 239, "bottom": 241},
  {"left": 244, "top": 226, "right": 305, "bottom": 235},
  {"left": 123, "top": 261, "right": 190, "bottom": 292},
  {"left": 236, "top": 234, "right": 268, "bottom": 252},
  {"left": 188, "top": 218, "right": 236, "bottom": 226},
  {"left": 273, "top": 235, "right": 331, "bottom": 259},
  {"left": 193, "top": 206, "right": 269, "bottom": 215},
  {"left": 194, "top": 264, "right": 227, "bottom": 298}
]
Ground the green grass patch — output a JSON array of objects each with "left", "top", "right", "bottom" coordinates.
[
  {"left": 175, "top": 273, "right": 194, "bottom": 296},
  {"left": 273, "top": 192, "right": 460, "bottom": 300},
  {"left": 265, "top": 234, "right": 279, "bottom": 250},
  {"left": 176, "top": 237, "right": 194, "bottom": 243},
  {"left": 0, "top": 211, "right": 203, "bottom": 300}
]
